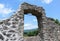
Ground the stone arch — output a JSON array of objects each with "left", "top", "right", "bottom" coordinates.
[
  {"left": 23, "top": 3, "right": 43, "bottom": 33},
  {"left": 21, "top": 2, "right": 47, "bottom": 41}
]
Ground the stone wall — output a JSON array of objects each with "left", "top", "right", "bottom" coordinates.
[
  {"left": 45, "top": 17, "right": 60, "bottom": 41},
  {"left": 24, "top": 36, "right": 40, "bottom": 41},
  {"left": 0, "top": 2, "right": 60, "bottom": 41},
  {"left": 0, "top": 5, "right": 24, "bottom": 41}
]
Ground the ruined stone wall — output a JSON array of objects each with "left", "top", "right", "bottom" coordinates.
[
  {"left": 0, "top": 6, "right": 24, "bottom": 41},
  {"left": 45, "top": 17, "right": 60, "bottom": 41},
  {"left": 0, "top": 2, "right": 60, "bottom": 41}
]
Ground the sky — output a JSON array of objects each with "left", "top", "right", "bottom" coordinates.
[{"left": 0, "top": 0, "right": 60, "bottom": 30}]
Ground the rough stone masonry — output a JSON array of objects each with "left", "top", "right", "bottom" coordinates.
[{"left": 0, "top": 2, "right": 60, "bottom": 41}]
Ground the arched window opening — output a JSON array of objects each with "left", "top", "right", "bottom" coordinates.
[{"left": 24, "top": 13, "right": 38, "bottom": 37}]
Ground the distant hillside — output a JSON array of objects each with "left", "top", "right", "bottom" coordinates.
[
  {"left": 24, "top": 28, "right": 38, "bottom": 36},
  {"left": 24, "top": 28, "right": 38, "bottom": 32}
]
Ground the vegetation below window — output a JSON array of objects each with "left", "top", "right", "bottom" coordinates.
[{"left": 24, "top": 29, "right": 38, "bottom": 37}]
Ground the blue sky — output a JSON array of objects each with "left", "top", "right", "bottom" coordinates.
[{"left": 0, "top": 0, "right": 60, "bottom": 30}]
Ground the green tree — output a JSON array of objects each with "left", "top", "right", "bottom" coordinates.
[{"left": 55, "top": 19, "right": 59, "bottom": 24}]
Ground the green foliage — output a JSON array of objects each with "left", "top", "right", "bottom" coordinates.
[
  {"left": 50, "top": 18, "right": 55, "bottom": 21},
  {"left": 55, "top": 19, "right": 59, "bottom": 24},
  {"left": 24, "top": 30, "right": 38, "bottom": 36},
  {"left": 54, "top": 19, "right": 60, "bottom": 25},
  {"left": 48, "top": 18, "right": 60, "bottom": 25}
]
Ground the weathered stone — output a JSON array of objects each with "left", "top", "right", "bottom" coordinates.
[
  {"left": 0, "top": 2, "right": 60, "bottom": 41},
  {"left": 3, "top": 26, "right": 8, "bottom": 30},
  {"left": 8, "top": 30, "right": 15, "bottom": 32},
  {"left": 6, "top": 34, "right": 11, "bottom": 37},
  {"left": 0, "top": 34, "right": 4, "bottom": 40}
]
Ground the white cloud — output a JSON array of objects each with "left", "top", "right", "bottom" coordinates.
[
  {"left": 0, "top": 4, "right": 14, "bottom": 15},
  {"left": 24, "top": 23, "right": 38, "bottom": 30},
  {"left": 0, "top": 4, "right": 4, "bottom": 9},
  {"left": 33, "top": 19, "right": 37, "bottom": 22},
  {"left": 41, "top": 0, "right": 53, "bottom": 4},
  {"left": 24, "top": 24, "right": 31, "bottom": 27}
]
